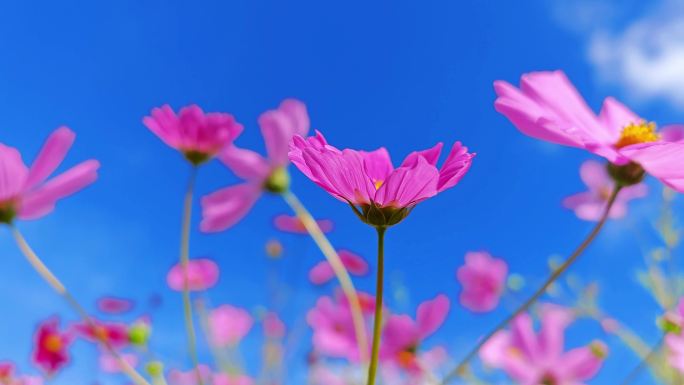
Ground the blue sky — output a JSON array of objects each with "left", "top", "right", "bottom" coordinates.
[{"left": 0, "top": 1, "right": 682, "bottom": 384}]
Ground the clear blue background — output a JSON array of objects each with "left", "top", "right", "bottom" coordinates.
[{"left": 0, "top": 1, "right": 679, "bottom": 384}]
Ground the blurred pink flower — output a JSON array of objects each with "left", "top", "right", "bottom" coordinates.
[
  {"left": 166, "top": 258, "right": 219, "bottom": 292},
  {"left": 143, "top": 104, "right": 243, "bottom": 165},
  {"left": 32, "top": 318, "right": 71, "bottom": 375},
  {"left": 208, "top": 305, "right": 253, "bottom": 347},
  {"left": 289, "top": 132, "right": 473, "bottom": 226},
  {"left": 481, "top": 304, "right": 607, "bottom": 385},
  {"left": 309, "top": 249, "right": 369, "bottom": 285},
  {"left": 563, "top": 160, "right": 647, "bottom": 221},
  {"left": 0, "top": 362, "right": 14, "bottom": 380},
  {"left": 307, "top": 291, "right": 376, "bottom": 362},
  {"left": 212, "top": 374, "right": 255, "bottom": 385},
  {"left": 99, "top": 352, "right": 138, "bottom": 374},
  {"left": 73, "top": 320, "right": 130, "bottom": 349},
  {"left": 495, "top": 70, "right": 684, "bottom": 191},
  {"left": 456, "top": 251, "right": 508, "bottom": 313},
  {"left": 96, "top": 296, "right": 134, "bottom": 314},
  {"left": 380, "top": 295, "right": 450, "bottom": 373},
  {"left": 263, "top": 311, "right": 286, "bottom": 339},
  {"left": 201, "top": 99, "right": 310, "bottom": 232},
  {"left": 0, "top": 126, "right": 99, "bottom": 223},
  {"left": 273, "top": 214, "right": 333, "bottom": 234}
]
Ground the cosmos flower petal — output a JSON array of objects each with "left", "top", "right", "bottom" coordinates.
[
  {"left": 219, "top": 145, "right": 270, "bottom": 181},
  {"left": 538, "top": 304, "right": 573, "bottom": 358},
  {"left": 19, "top": 160, "right": 100, "bottom": 220},
  {"left": 200, "top": 183, "right": 261, "bottom": 232},
  {"left": 620, "top": 141, "right": 684, "bottom": 181},
  {"left": 456, "top": 251, "right": 507, "bottom": 312},
  {"left": 661, "top": 125, "right": 684, "bottom": 142},
  {"left": 259, "top": 99, "right": 311, "bottom": 166},
  {"left": 25, "top": 127, "right": 75, "bottom": 189},
  {"left": 597, "top": 97, "right": 639, "bottom": 140},
  {"left": 438, "top": 141, "right": 475, "bottom": 192},
  {"left": 208, "top": 305, "right": 253, "bottom": 347},
  {"left": 400, "top": 142, "right": 444, "bottom": 168},
  {"left": 167, "top": 258, "right": 219, "bottom": 292},
  {"left": 0, "top": 144, "right": 29, "bottom": 201},
  {"left": 374, "top": 157, "right": 439, "bottom": 207},
  {"left": 360, "top": 148, "right": 394, "bottom": 182},
  {"left": 579, "top": 160, "right": 609, "bottom": 192},
  {"left": 416, "top": 294, "right": 450, "bottom": 339},
  {"left": 558, "top": 344, "right": 607, "bottom": 381}
]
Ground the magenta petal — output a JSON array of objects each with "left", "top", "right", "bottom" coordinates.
[
  {"left": 662, "top": 125, "right": 684, "bottom": 142},
  {"left": 558, "top": 344, "right": 606, "bottom": 381},
  {"left": 538, "top": 304, "right": 573, "bottom": 358},
  {"left": 375, "top": 157, "right": 439, "bottom": 207},
  {"left": 20, "top": 160, "right": 100, "bottom": 220},
  {"left": 208, "top": 305, "right": 253, "bottom": 347},
  {"left": 400, "top": 142, "right": 444, "bottom": 168},
  {"left": 416, "top": 294, "right": 450, "bottom": 339},
  {"left": 620, "top": 141, "right": 684, "bottom": 180},
  {"left": 25, "top": 127, "right": 75, "bottom": 189},
  {"left": 338, "top": 250, "right": 368, "bottom": 275},
  {"left": 166, "top": 258, "right": 219, "bottom": 292},
  {"left": 219, "top": 145, "right": 270, "bottom": 181},
  {"left": 597, "top": 97, "right": 639, "bottom": 141},
  {"left": 278, "top": 98, "right": 310, "bottom": 137},
  {"left": 200, "top": 183, "right": 261, "bottom": 232},
  {"left": 437, "top": 142, "right": 474, "bottom": 192},
  {"left": 260, "top": 109, "right": 295, "bottom": 166},
  {"left": 309, "top": 261, "right": 335, "bottom": 285},
  {"left": 360, "top": 148, "right": 393, "bottom": 183},
  {"left": 663, "top": 177, "right": 684, "bottom": 193},
  {"left": 579, "top": 160, "right": 610, "bottom": 191},
  {"left": 301, "top": 147, "right": 375, "bottom": 204},
  {"left": 0, "top": 144, "right": 29, "bottom": 201}
]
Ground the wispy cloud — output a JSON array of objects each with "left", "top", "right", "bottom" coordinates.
[{"left": 552, "top": 0, "right": 684, "bottom": 108}]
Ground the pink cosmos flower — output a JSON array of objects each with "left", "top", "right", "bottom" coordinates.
[
  {"left": 208, "top": 305, "right": 253, "bottom": 347},
  {"left": 307, "top": 291, "right": 376, "bottom": 362},
  {"left": 0, "top": 362, "right": 14, "bottom": 381},
  {"left": 480, "top": 304, "right": 607, "bottom": 385},
  {"left": 380, "top": 295, "right": 450, "bottom": 373},
  {"left": 96, "top": 296, "right": 134, "bottom": 314},
  {"left": 263, "top": 311, "right": 286, "bottom": 339},
  {"left": 32, "top": 318, "right": 71, "bottom": 375},
  {"left": 309, "top": 249, "right": 369, "bottom": 285},
  {"left": 99, "top": 352, "right": 138, "bottom": 374},
  {"left": 563, "top": 160, "right": 647, "bottom": 221},
  {"left": 0, "top": 127, "right": 99, "bottom": 224},
  {"left": 201, "top": 99, "right": 310, "bottom": 232},
  {"left": 289, "top": 132, "right": 474, "bottom": 227},
  {"left": 143, "top": 104, "right": 243, "bottom": 165},
  {"left": 456, "top": 251, "right": 508, "bottom": 313},
  {"left": 73, "top": 320, "right": 130, "bottom": 349},
  {"left": 495, "top": 70, "right": 684, "bottom": 191},
  {"left": 273, "top": 214, "right": 333, "bottom": 234},
  {"left": 0, "top": 364, "right": 43, "bottom": 385},
  {"left": 166, "top": 258, "right": 219, "bottom": 292}
]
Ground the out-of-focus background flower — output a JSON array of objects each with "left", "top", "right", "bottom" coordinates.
[{"left": 0, "top": 0, "right": 682, "bottom": 383}]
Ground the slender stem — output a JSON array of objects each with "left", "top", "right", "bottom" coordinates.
[
  {"left": 441, "top": 185, "right": 622, "bottom": 384},
  {"left": 282, "top": 191, "right": 369, "bottom": 363},
  {"left": 367, "top": 227, "right": 386, "bottom": 385},
  {"left": 179, "top": 167, "right": 203, "bottom": 385},
  {"left": 10, "top": 226, "right": 152, "bottom": 385},
  {"left": 619, "top": 336, "right": 664, "bottom": 385}
]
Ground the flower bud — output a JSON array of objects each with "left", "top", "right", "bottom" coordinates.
[
  {"left": 607, "top": 162, "right": 645, "bottom": 187},
  {"left": 264, "top": 167, "right": 290, "bottom": 194},
  {"left": 359, "top": 203, "right": 411, "bottom": 228}
]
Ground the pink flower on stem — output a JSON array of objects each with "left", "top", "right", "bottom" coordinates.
[
  {"left": 289, "top": 132, "right": 474, "bottom": 227},
  {"left": 201, "top": 99, "right": 310, "bottom": 232},
  {"left": 96, "top": 296, "right": 134, "bottom": 314},
  {"left": 456, "top": 251, "right": 508, "bottom": 313},
  {"left": 495, "top": 70, "right": 684, "bottom": 190},
  {"left": 309, "top": 249, "right": 369, "bottom": 285},
  {"left": 480, "top": 304, "right": 607, "bottom": 385},
  {"left": 263, "top": 311, "right": 286, "bottom": 339},
  {"left": 0, "top": 127, "right": 99, "bottom": 224},
  {"left": 563, "top": 160, "right": 647, "bottom": 221},
  {"left": 208, "top": 305, "right": 254, "bottom": 347},
  {"left": 307, "top": 291, "right": 376, "bottom": 362},
  {"left": 143, "top": 104, "right": 243, "bottom": 165},
  {"left": 73, "top": 320, "right": 130, "bottom": 349},
  {"left": 380, "top": 295, "right": 450, "bottom": 373},
  {"left": 273, "top": 214, "right": 333, "bottom": 234},
  {"left": 166, "top": 258, "right": 219, "bottom": 292},
  {"left": 32, "top": 318, "right": 72, "bottom": 376}
]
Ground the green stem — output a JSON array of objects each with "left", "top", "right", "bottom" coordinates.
[
  {"left": 179, "top": 167, "right": 203, "bottom": 385},
  {"left": 10, "top": 226, "right": 152, "bottom": 385},
  {"left": 282, "top": 191, "right": 369, "bottom": 363},
  {"left": 367, "top": 226, "right": 386, "bottom": 385},
  {"left": 441, "top": 185, "right": 622, "bottom": 384},
  {"left": 619, "top": 336, "right": 664, "bottom": 385}
]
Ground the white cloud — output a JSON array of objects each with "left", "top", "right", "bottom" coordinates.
[{"left": 553, "top": 0, "right": 684, "bottom": 108}]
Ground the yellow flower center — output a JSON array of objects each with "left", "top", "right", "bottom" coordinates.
[
  {"left": 43, "top": 335, "right": 63, "bottom": 352},
  {"left": 397, "top": 349, "right": 416, "bottom": 368},
  {"left": 615, "top": 121, "right": 660, "bottom": 149},
  {"left": 374, "top": 180, "right": 384, "bottom": 190}
]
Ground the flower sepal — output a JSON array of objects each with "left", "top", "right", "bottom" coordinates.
[
  {"left": 263, "top": 167, "right": 290, "bottom": 194},
  {"left": 606, "top": 162, "right": 645, "bottom": 187},
  {"left": 0, "top": 203, "right": 16, "bottom": 224},
  {"left": 357, "top": 202, "right": 411, "bottom": 228}
]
